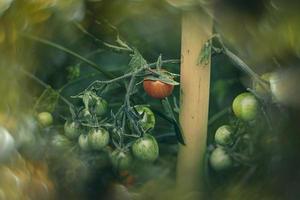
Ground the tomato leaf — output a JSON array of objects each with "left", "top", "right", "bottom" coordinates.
[
  {"left": 34, "top": 87, "right": 59, "bottom": 113},
  {"left": 152, "top": 108, "right": 185, "bottom": 145},
  {"left": 129, "top": 48, "right": 147, "bottom": 71},
  {"left": 161, "top": 98, "right": 185, "bottom": 145}
]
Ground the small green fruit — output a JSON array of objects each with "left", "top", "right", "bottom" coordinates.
[
  {"left": 37, "top": 112, "right": 53, "bottom": 127},
  {"left": 209, "top": 147, "right": 232, "bottom": 171},
  {"left": 88, "top": 128, "right": 110, "bottom": 150},
  {"left": 64, "top": 120, "right": 81, "bottom": 139},
  {"left": 214, "top": 125, "right": 234, "bottom": 146},
  {"left": 232, "top": 92, "right": 258, "bottom": 121},
  {"left": 132, "top": 134, "right": 159, "bottom": 162},
  {"left": 78, "top": 134, "right": 90, "bottom": 151},
  {"left": 111, "top": 149, "right": 133, "bottom": 170}
]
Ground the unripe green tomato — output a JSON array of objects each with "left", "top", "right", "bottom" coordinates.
[
  {"left": 110, "top": 149, "right": 133, "bottom": 171},
  {"left": 132, "top": 134, "right": 159, "bottom": 162},
  {"left": 64, "top": 120, "right": 81, "bottom": 139},
  {"left": 214, "top": 125, "right": 234, "bottom": 146},
  {"left": 37, "top": 112, "right": 53, "bottom": 127},
  {"left": 134, "top": 105, "right": 155, "bottom": 131},
  {"left": 94, "top": 97, "right": 108, "bottom": 116},
  {"left": 232, "top": 92, "right": 258, "bottom": 121},
  {"left": 88, "top": 128, "right": 110, "bottom": 150},
  {"left": 78, "top": 134, "right": 90, "bottom": 151},
  {"left": 51, "top": 134, "right": 73, "bottom": 150},
  {"left": 253, "top": 73, "right": 272, "bottom": 98},
  {"left": 209, "top": 147, "right": 232, "bottom": 171}
]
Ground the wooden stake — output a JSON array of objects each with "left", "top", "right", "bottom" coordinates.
[{"left": 176, "top": 10, "right": 212, "bottom": 198}]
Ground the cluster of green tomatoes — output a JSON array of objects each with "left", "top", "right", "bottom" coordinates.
[
  {"left": 209, "top": 92, "right": 259, "bottom": 171},
  {"left": 37, "top": 91, "right": 160, "bottom": 171}
]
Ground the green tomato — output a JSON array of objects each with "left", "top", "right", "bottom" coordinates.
[
  {"left": 37, "top": 112, "right": 53, "bottom": 127},
  {"left": 232, "top": 92, "right": 258, "bottom": 121},
  {"left": 51, "top": 134, "right": 73, "bottom": 150},
  {"left": 132, "top": 134, "right": 159, "bottom": 162},
  {"left": 78, "top": 134, "right": 90, "bottom": 151},
  {"left": 134, "top": 105, "right": 155, "bottom": 132},
  {"left": 64, "top": 120, "right": 81, "bottom": 140},
  {"left": 214, "top": 125, "right": 234, "bottom": 146},
  {"left": 93, "top": 97, "right": 108, "bottom": 116},
  {"left": 209, "top": 147, "right": 232, "bottom": 171},
  {"left": 110, "top": 149, "right": 133, "bottom": 171},
  {"left": 88, "top": 128, "right": 110, "bottom": 150}
]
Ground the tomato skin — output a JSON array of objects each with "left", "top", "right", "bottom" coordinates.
[
  {"left": 143, "top": 79, "right": 174, "bottom": 99},
  {"left": 214, "top": 125, "right": 234, "bottom": 146},
  {"left": 88, "top": 128, "right": 110, "bottom": 150},
  {"left": 132, "top": 134, "right": 159, "bottom": 162},
  {"left": 209, "top": 147, "right": 232, "bottom": 171},
  {"left": 110, "top": 149, "right": 133, "bottom": 171},
  {"left": 64, "top": 121, "right": 81, "bottom": 140},
  {"left": 232, "top": 92, "right": 258, "bottom": 121},
  {"left": 134, "top": 105, "right": 155, "bottom": 132},
  {"left": 78, "top": 134, "right": 90, "bottom": 151},
  {"left": 37, "top": 112, "right": 53, "bottom": 127}
]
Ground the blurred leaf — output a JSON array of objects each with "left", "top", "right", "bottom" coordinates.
[{"left": 34, "top": 87, "right": 59, "bottom": 113}]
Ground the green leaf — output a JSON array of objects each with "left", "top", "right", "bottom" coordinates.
[
  {"left": 34, "top": 87, "right": 59, "bottom": 113},
  {"left": 152, "top": 108, "right": 185, "bottom": 145},
  {"left": 129, "top": 48, "right": 147, "bottom": 71},
  {"left": 161, "top": 98, "right": 185, "bottom": 145}
]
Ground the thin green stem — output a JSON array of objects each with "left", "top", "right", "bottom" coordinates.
[
  {"left": 20, "top": 68, "right": 74, "bottom": 108},
  {"left": 21, "top": 34, "right": 115, "bottom": 79}
]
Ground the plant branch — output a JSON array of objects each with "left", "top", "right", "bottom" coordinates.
[{"left": 21, "top": 34, "right": 115, "bottom": 79}]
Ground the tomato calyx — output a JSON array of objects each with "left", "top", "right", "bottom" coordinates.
[{"left": 144, "top": 69, "right": 179, "bottom": 86}]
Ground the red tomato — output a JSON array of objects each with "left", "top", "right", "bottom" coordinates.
[{"left": 143, "top": 79, "right": 174, "bottom": 99}]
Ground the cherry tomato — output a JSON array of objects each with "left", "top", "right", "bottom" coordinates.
[
  {"left": 232, "top": 92, "right": 258, "bottom": 121},
  {"left": 134, "top": 105, "right": 155, "bottom": 132},
  {"left": 88, "top": 128, "right": 110, "bottom": 150},
  {"left": 110, "top": 149, "right": 133, "bottom": 171},
  {"left": 78, "top": 134, "right": 90, "bottom": 151},
  {"left": 51, "top": 134, "right": 72, "bottom": 151},
  {"left": 209, "top": 147, "right": 232, "bottom": 171},
  {"left": 93, "top": 97, "right": 108, "bottom": 116},
  {"left": 214, "top": 125, "right": 234, "bottom": 146},
  {"left": 37, "top": 112, "right": 53, "bottom": 127},
  {"left": 143, "top": 79, "right": 174, "bottom": 99},
  {"left": 132, "top": 134, "right": 159, "bottom": 162},
  {"left": 64, "top": 120, "right": 80, "bottom": 140}
]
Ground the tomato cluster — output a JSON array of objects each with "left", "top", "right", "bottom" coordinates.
[{"left": 209, "top": 92, "right": 259, "bottom": 171}]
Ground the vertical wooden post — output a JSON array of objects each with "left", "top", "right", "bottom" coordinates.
[{"left": 176, "top": 10, "right": 212, "bottom": 198}]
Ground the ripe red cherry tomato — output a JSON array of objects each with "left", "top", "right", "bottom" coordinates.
[{"left": 143, "top": 79, "right": 174, "bottom": 99}]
